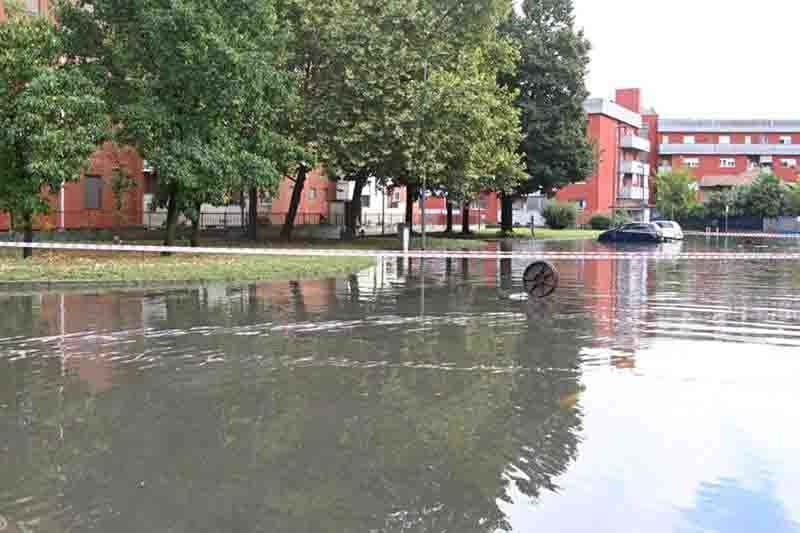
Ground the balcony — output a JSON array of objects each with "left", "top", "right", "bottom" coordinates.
[
  {"left": 659, "top": 143, "right": 800, "bottom": 156},
  {"left": 620, "top": 160, "right": 650, "bottom": 175},
  {"left": 619, "top": 187, "right": 648, "bottom": 201},
  {"left": 621, "top": 135, "right": 651, "bottom": 152}
]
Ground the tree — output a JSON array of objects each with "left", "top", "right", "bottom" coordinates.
[
  {"left": 498, "top": 0, "right": 595, "bottom": 233},
  {"left": 280, "top": 0, "right": 515, "bottom": 238},
  {"left": 703, "top": 188, "right": 744, "bottom": 220},
  {"left": 416, "top": 38, "right": 524, "bottom": 235},
  {"left": 0, "top": 3, "right": 107, "bottom": 258},
  {"left": 655, "top": 168, "right": 698, "bottom": 220},
  {"left": 741, "top": 173, "right": 790, "bottom": 218},
  {"left": 787, "top": 183, "right": 800, "bottom": 215},
  {"left": 58, "top": 0, "right": 301, "bottom": 248}
]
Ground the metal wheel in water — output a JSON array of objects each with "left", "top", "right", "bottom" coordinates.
[{"left": 523, "top": 261, "right": 559, "bottom": 298}]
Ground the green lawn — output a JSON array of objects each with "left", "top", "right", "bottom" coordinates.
[
  {"left": 0, "top": 234, "right": 491, "bottom": 284},
  {"left": 478, "top": 227, "right": 601, "bottom": 241},
  {"left": 0, "top": 250, "right": 373, "bottom": 283}
]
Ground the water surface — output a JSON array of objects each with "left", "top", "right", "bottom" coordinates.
[{"left": 1, "top": 237, "right": 799, "bottom": 532}]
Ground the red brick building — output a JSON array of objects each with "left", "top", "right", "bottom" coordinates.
[
  {"left": 557, "top": 88, "right": 800, "bottom": 222},
  {"left": 1, "top": 1, "right": 147, "bottom": 232},
  {"left": 556, "top": 88, "right": 654, "bottom": 223}
]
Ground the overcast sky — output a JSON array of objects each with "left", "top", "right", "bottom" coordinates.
[{"left": 572, "top": 0, "right": 799, "bottom": 119}]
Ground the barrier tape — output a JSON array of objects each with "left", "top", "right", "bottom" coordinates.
[
  {"left": 685, "top": 231, "right": 800, "bottom": 239},
  {"left": 1, "top": 241, "right": 800, "bottom": 261}
]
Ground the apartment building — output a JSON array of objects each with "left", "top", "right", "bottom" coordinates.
[
  {"left": 556, "top": 89, "right": 654, "bottom": 222},
  {"left": 558, "top": 88, "right": 800, "bottom": 222},
  {"left": 657, "top": 120, "right": 800, "bottom": 200}
]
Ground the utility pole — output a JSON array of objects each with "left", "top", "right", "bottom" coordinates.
[{"left": 420, "top": 62, "right": 429, "bottom": 251}]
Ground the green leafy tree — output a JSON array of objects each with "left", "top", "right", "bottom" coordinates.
[
  {"left": 787, "top": 183, "right": 800, "bottom": 215},
  {"left": 655, "top": 168, "right": 698, "bottom": 220},
  {"left": 498, "top": 0, "right": 595, "bottom": 232},
  {"left": 0, "top": 2, "right": 107, "bottom": 257},
  {"left": 542, "top": 202, "right": 578, "bottom": 229},
  {"left": 741, "top": 173, "right": 790, "bottom": 218},
  {"left": 703, "top": 188, "right": 745, "bottom": 220},
  {"left": 417, "top": 38, "right": 524, "bottom": 235},
  {"left": 58, "top": 0, "right": 302, "bottom": 248},
  {"left": 278, "top": 0, "right": 514, "bottom": 237}
]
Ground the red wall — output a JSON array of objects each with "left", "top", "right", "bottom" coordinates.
[
  {"left": 615, "top": 88, "right": 641, "bottom": 113},
  {"left": 668, "top": 154, "right": 800, "bottom": 183},
  {"left": 1, "top": 143, "right": 145, "bottom": 232},
  {"left": 664, "top": 132, "right": 800, "bottom": 145},
  {"left": 270, "top": 167, "right": 335, "bottom": 219},
  {"left": 557, "top": 113, "right": 621, "bottom": 219}
]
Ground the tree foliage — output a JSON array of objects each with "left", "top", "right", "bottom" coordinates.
[
  {"left": 0, "top": 3, "right": 107, "bottom": 255},
  {"left": 58, "top": 0, "right": 303, "bottom": 246},
  {"left": 277, "top": 0, "right": 520, "bottom": 235},
  {"left": 787, "top": 183, "right": 800, "bottom": 215},
  {"left": 500, "top": 0, "right": 594, "bottom": 197},
  {"left": 655, "top": 168, "right": 698, "bottom": 220},
  {"left": 740, "top": 173, "right": 790, "bottom": 218},
  {"left": 542, "top": 202, "right": 578, "bottom": 229}
]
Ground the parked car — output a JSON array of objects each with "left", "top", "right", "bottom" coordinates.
[
  {"left": 653, "top": 220, "right": 684, "bottom": 240},
  {"left": 598, "top": 223, "right": 665, "bottom": 243}
]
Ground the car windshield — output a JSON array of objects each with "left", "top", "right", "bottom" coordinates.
[
  {"left": 655, "top": 221, "right": 675, "bottom": 228},
  {"left": 622, "top": 224, "right": 651, "bottom": 231}
]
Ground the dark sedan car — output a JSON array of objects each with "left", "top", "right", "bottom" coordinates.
[{"left": 598, "top": 223, "right": 665, "bottom": 243}]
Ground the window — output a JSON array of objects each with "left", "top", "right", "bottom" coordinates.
[
  {"left": 761, "top": 135, "right": 769, "bottom": 144},
  {"left": 390, "top": 189, "right": 400, "bottom": 208},
  {"left": 361, "top": 195, "right": 371, "bottom": 209},
  {"left": 781, "top": 136, "right": 792, "bottom": 145},
  {"left": 576, "top": 200, "right": 587, "bottom": 210},
  {"left": 719, "top": 135, "right": 731, "bottom": 144},
  {"left": 143, "top": 174, "right": 158, "bottom": 195},
  {"left": 720, "top": 158, "right": 736, "bottom": 168},
  {"left": 307, "top": 187, "right": 317, "bottom": 200},
  {"left": 683, "top": 135, "right": 695, "bottom": 144},
  {"left": 683, "top": 157, "right": 700, "bottom": 169},
  {"left": 662, "top": 135, "right": 670, "bottom": 144},
  {"left": 24, "top": 0, "right": 39, "bottom": 14},
  {"left": 745, "top": 136, "right": 752, "bottom": 145},
  {"left": 84, "top": 176, "right": 103, "bottom": 209},
  {"left": 782, "top": 158, "right": 797, "bottom": 168}
]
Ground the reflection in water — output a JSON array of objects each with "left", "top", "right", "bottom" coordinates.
[{"left": 1, "top": 238, "right": 799, "bottom": 532}]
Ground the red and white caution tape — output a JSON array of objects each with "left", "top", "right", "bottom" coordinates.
[
  {"left": 1, "top": 241, "right": 800, "bottom": 261},
  {"left": 685, "top": 231, "right": 800, "bottom": 239}
]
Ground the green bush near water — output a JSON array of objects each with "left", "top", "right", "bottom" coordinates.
[
  {"left": 589, "top": 214, "right": 612, "bottom": 230},
  {"left": 542, "top": 202, "right": 578, "bottom": 230}
]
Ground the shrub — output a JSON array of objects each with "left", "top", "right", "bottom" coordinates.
[
  {"left": 589, "top": 214, "right": 612, "bottom": 230},
  {"left": 543, "top": 202, "right": 578, "bottom": 229},
  {"left": 612, "top": 210, "right": 631, "bottom": 227}
]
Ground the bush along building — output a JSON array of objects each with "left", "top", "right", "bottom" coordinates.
[{"left": 556, "top": 88, "right": 800, "bottom": 223}]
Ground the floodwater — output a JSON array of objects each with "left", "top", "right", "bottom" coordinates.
[{"left": 1, "top": 237, "right": 799, "bottom": 533}]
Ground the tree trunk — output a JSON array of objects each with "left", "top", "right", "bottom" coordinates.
[
  {"left": 190, "top": 201, "right": 202, "bottom": 247},
  {"left": 405, "top": 183, "right": 417, "bottom": 230},
  {"left": 280, "top": 165, "right": 308, "bottom": 241},
  {"left": 501, "top": 194, "right": 514, "bottom": 234},
  {"left": 162, "top": 184, "right": 180, "bottom": 255},
  {"left": 462, "top": 202, "right": 471, "bottom": 235},
  {"left": 445, "top": 201, "right": 454, "bottom": 234},
  {"left": 248, "top": 186, "right": 259, "bottom": 241},
  {"left": 22, "top": 217, "right": 34, "bottom": 259},
  {"left": 346, "top": 175, "right": 367, "bottom": 238}
]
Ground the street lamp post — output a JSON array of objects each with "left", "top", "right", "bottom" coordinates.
[{"left": 419, "top": 62, "right": 429, "bottom": 251}]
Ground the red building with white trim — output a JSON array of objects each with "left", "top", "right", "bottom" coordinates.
[{"left": 557, "top": 88, "right": 800, "bottom": 223}]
